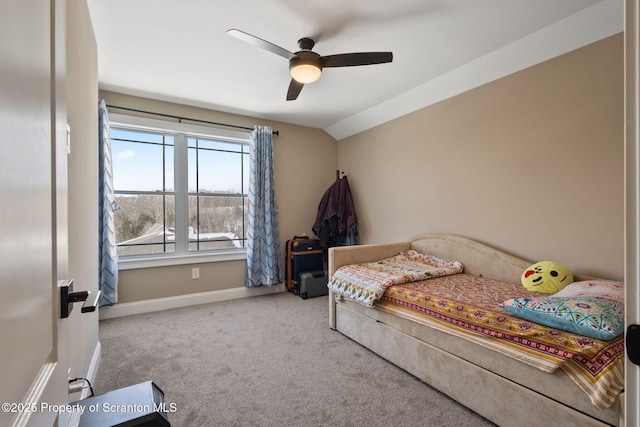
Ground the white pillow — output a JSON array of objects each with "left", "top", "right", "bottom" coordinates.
[{"left": 554, "top": 280, "right": 623, "bottom": 303}]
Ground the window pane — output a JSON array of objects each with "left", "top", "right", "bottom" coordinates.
[
  {"left": 111, "top": 128, "right": 169, "bottom": 145},
  {"left": 243, "top": 196, "right": 248, "bottom": 248},
  {"left": 114, "top": 194, "right": 175, "bottom": 256},
  {"left": 188, "top": 148, "right": 197, "bottom": 193},
  {"left": 119, "top": 242, "right": 175, "bottom": 256},
  {"left": 189, "top": 240, "right": 239, "bottom": 251},
  {"left": 196, "top": 150, "right": 242, "bottom": 193},
  {"left": 188, "top": 195, "right": 246, "bottom": 251},
  {"left": 112, "top": 140, "right": 169, "bottom": 192},
  {"left": 165, "top": 145, "right": 174, "bottom": 191},
  {"left": 189, "top": 138, "right": 243, "bottom": 152},
  {"left": 242, "top": 153, "right": 249, "bottom": 195}
]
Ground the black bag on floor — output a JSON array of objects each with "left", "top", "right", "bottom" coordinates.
[
  {"left": 299, "top": 270, "right": 328, "bottom": 299},
  {"left": 285, "top": 237, "right": 323, "bottom": 295}
]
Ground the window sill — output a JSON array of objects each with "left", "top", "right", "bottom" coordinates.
[{"left": 118, "top": 249, "right": 247, "bottom": 270}]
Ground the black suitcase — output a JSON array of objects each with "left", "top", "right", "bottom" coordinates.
[
  {"left": 285, "top": 237, "right": 323, "bottom": 295},
  {"left": 299, "top": 270, "right": 328, "bottom": 299}
]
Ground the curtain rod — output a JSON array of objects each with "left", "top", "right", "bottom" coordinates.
[{"left": 105, "top": 104, "right": 279, "bottom": 136}]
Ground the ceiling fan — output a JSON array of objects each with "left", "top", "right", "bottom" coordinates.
[{"left": 227, "top": 29, "right": 393, "bottom": 101}]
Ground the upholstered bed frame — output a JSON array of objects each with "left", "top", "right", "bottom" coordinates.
[{"left": 328, "top": 233, "right": 623, "bottom": 427}]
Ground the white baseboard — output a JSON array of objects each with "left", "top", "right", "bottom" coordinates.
[
  {"left": 98, "top": 284, "right": 287, "bottom": 320},
  {"left": 81, "top": 341, "right": 101, "bottom": 399},
  {"left": 69, "top": 341, "right": 101, "bottom": 401}
]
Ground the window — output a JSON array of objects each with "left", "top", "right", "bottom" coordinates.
[
  {"left": 109, "top": 114, "right": 250, "bottom": 266},
  {"left": 187, "top": 136, "right": 249, "bottom": 251}
]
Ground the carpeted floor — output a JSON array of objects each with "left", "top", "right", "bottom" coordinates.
[{"left": 95, "top": 292, "right": 495, "bottom": 426}]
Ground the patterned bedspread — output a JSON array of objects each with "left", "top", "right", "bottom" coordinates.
[
  {"left": 328, "top": 250, "right": 463, "bottom": 307},
  {"left": 378, "top": 273, "right": 624, "bottom": 409}
]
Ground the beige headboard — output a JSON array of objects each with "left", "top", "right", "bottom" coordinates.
[
  {"left": 409, "top": 233, "right": 530, "bottom": 283},
  {"left": 329, "top": 233, "right": 599, "bottom": 284},
  {"left": 410, "top": 233, "right": 602, "bottom": 282}
]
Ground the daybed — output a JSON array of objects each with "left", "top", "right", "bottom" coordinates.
[{"left": 328, "top": 233, "right": 624, "bottom": 427}]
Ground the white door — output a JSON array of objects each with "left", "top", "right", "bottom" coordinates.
[
  {"left": 627, "top": 1, "right": 640, "bottom": 426},
  {"left": 0, "top": 1, "right": 70, "bottom": 426}
]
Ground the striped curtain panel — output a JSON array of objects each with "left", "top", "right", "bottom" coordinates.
[
  {"left": 98, "top": 99, "right": 119, "bottom": 305},
  {"left": 246, "top": 126, "right": 283, "bottom": 287}
]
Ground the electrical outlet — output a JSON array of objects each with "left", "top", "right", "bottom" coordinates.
[{"left": 192, "top": 267, "right": 200, "bottom": 279}]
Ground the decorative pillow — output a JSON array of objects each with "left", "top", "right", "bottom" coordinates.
[
  {"left": 500, "top": 294, "right": 624, "bottom": 341},
  {"left": 521, "top": 261, "right": 573, "bottom": 294},
  {"left": 554, "top": 280, "right": 624, "bottom": 303}
]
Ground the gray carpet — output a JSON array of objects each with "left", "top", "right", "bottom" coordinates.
[{"left": 96, "top": 292, "right": 495, "bottom": 427}]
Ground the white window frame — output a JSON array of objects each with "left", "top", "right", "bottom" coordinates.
[{"left": 109, "top": 113, "right": 251, "bottom": 270}]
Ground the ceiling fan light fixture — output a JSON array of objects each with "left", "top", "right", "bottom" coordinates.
[
  {"left": 291, "top": 64, "right": 322, "bottom": 83},
  {"left": 290, "top": 58, "right": 322, "bottom": 84}
]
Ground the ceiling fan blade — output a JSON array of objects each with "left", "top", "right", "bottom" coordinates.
[
  {"left": 286, "top": 79, "right": 304, "bottom": 101},
  {"left": 321, "top": 52, "right": 393, "bottom": 68},
  {"left": 227, "top": 29, "right": 295, "bottom": 60}
]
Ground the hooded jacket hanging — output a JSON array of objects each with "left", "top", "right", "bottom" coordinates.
[{"left": 312, "top": 176, "right": 357, "bottom": 248}]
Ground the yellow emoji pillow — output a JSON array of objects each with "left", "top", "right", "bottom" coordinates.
[{"left": 521, "top": 261, "right": 574, "bottom": 294}]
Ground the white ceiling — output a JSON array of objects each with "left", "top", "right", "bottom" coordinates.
[{"left": 87, "top": 0, "right": 622, "bottom": 140}]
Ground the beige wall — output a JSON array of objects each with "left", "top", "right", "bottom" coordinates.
[
  {"left": 67, "top": 0, "right": 100, "bottom": 384},
  {"left": 338, "top": 34, "right": 624, "bottom": 281},
  {"left": 99, "top": 92, "right": 338, "bottom": 302}
]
